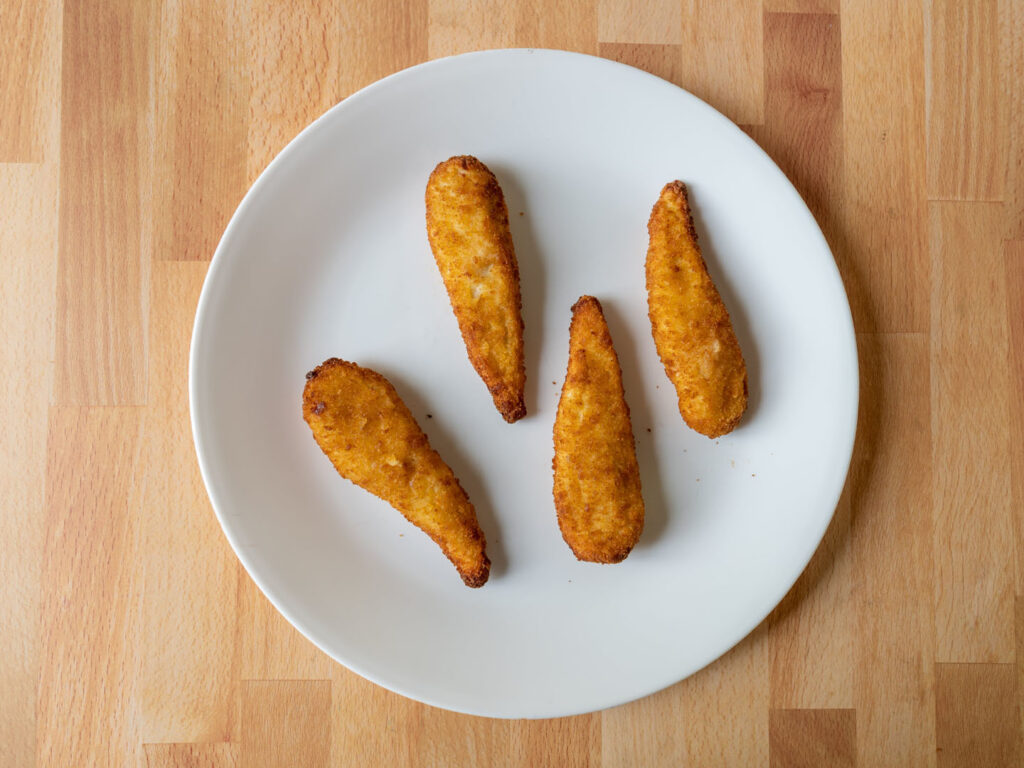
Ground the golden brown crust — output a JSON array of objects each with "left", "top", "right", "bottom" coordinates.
[
  {"left": 646, "top": 181, "right": 748, "bottom": 438},
  {"left": 425, "top": 156, "right": 526, "bottom": 423},
  {"left": 302, "top": 358, "right": 489, "bottom": 587},
  {"left": 552, "top": 296, "right": 645, "bottom": 563}
]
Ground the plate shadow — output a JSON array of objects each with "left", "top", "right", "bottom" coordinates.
[
  {"left": 489, "top": 162, "right": 546, "bottom": 420},
  {"left": 600, "top": 299, "right": 671, "bottom": 550},
  {"left": 686, "top": 187, "right": 763, "bottom": 427}
]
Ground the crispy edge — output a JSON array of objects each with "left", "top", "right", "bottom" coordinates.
[
  {"left": 426, "top": 156, "right": 527, "bottom": 423},
  {"left": 552, "top": 296, "right": 644, "bottom": 564},
  {"left": 646, "top": 181, "right": 748, "bottom": 438},
  {"left": 302, "top": 358, "right": 490, "bottom": 588}
]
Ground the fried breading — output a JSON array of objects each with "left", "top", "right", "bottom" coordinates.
[
  {"left": 425, "top": 156, "right": 526, "bottom": 423},
  {"left": 646, "top": 181, "right": 748, "bottom": 438},
  {"left": 553, "top": 296, "right": 644, "bottom": 563},
  {"left": 302, "top": 359, "right": 489, "bottom": 587}
]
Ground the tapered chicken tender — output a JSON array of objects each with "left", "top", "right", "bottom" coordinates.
[
  {"left": 646, "top": 182, "right": 747, "bottom": 438},
  {"left": 302, "top": 359, "right": 489, "bottom": 587},
  {"left": 553, "top": 296, "right": 644, "bottom": 563},
  {"left": 426, "top": 156, "right": 526, "bottom": 422}
]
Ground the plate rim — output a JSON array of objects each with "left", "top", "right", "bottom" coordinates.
[{"left": 189, "top": 47, "right": 860, "bottom": 719}]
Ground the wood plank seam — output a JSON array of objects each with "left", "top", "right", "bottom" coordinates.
[{"left": 8, "top": 1, "right": 1024, "bottom": 764}]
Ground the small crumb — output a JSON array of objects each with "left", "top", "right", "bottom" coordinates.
[
  {"left": 399, "top": 534, "right": 404, "bottom": 537},
  {"left": 312, "top": 401, "right": 326, "bottom": 415},
  {"left": 751, "top": 473, "right": 756, "bottom": 477},
  {"left": 730, "top": 460, "right": 735, "bottom": 468},
  {"left": 646, "top": 428, "right": 652, "bottom": 433},
  {"left": 568, "top": 579, "right": 572, "bottom": 583},
  {"left": 656, "top": 385, "right": 660, "bottom": 389},
  {"left": 715, "top": 440, "right": 719, "bottom": 445},
  {"left": 426, "top": 413, "right": 433, "bottom": 418},
  {"left": 519, "top": 211, "right": 524, "bottom": 216},
  {"left": 696, "top": 478, "right": 701, "bottom": 482},
  {"left": 552, "top": 380, "right": 557, "bottom": 385}
]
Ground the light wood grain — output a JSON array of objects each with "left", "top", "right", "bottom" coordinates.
[
  {"left": 601, "top": 683, "right": 685, "bottom": 765},
  {"left": 237, "top": 570, "right": 334, "bottom": 680},
  {"left": 930, "top": 201, "right": 1015, "bottom": 663},
  {"left": 37, "top": 408, "right": 145, "bottom": 766},
  {"left": 1007, "top": 241, "right": 1024, "bottom": 593},
  {"left": 510, "top": 716, "right": 601, "bottom": 767},
  {"left": 679, "top": 623, "right": 770, "bottom": 766},
  {"left": 769, "top": 708, "right": 856, "bottom": 768},
  {"left": 339, "top": 0, "right": 428, "bottom": 95},
  {"left": 138, "top": 263, "right": 240, "bottom": 743},
  {"left": 152, "top": 0, "right": 248, "bottom": 261},
  {"left": 602, "top": 626, "right": 771, "bottom": 766},
  {"left": 241, "top": 680, "right": 331, "bottom": 768},
  {"left": 516, "top": 0, "right": 598, "bottom": 53},
  {"left": 768, "top": 491, "right": 853, "bottom": 709},
  {"left": 935, "top": 663, "right": 1019, "bottom": 767},
  {"left": 677, "top": 0, "right": 764, "bottom": 124},
  {"left": 851, "top": 333, "right": 937, "bottom": 768},
  {"left": 597, "top": 43, "right": 682, "bottom": 87},
  {"left": 1018, "top": 598, "right": 1024, "bottom": 748},
  {"left": 1006, "top": 0, "right": 1024, "bottom": 238},
  {"left": 330, "top": 668, "right": 422, "bottom": 766},
  {"left": 597, "top": 0, "right": 680, "bottom": 45},
  {"left": 5, "top": 2, "right": 1024, "bottom": 765},
  {"left": 0, "top": 164, "right": 57, "bottom": 768},
  {"left": 516, "top": 720, "right": 602, "bottom": 765},
  {"left": 766, "top": 0, "right": 838, "bottom": 13},
  {"left": 841, "top": 0, "right": 929, "bottom": 333},
  {"left": 0, "top": 0, "right": 61, "bottom": 161},
  {"left": 428, "top": 0, "right": 516, "bottom": 57},
  {"left": 750, "top": 12, "right": 843, "bottom": 249},
  {"left": 604, "top": 625, "right": 771, "bottom": 767},
  {"left": 55, "top": 0, "right": 151, "bottom": 405},
  {"left": 247, "top": 1, "right": 342, "bottom": 183},
  {"left": 144, "top": 743, "right": 239, "bottom": 768},
  {"left": 925, "top": 0, "right": 1004, "bottom": 201}
]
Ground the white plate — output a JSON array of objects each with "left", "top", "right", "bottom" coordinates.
[{"left": 190, "top": 49, "right": 857, "bottom": 719}]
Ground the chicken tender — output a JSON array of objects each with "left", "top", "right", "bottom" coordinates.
[
  {"left": 303, "top": 359, "right": 489, "bottom": 587},
  {"left": 426, "top": 156, "right": 526, "bottom": 423},
  {"left": 553, "top": 296, "right": 644, "bottom": 563},
  {"left": 646, "top": 181, "right": 747, "bottom": 438}
]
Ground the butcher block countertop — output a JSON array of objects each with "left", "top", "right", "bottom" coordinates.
[{"left": 3, "top": 1, "right": 1022, "bottom": 766}]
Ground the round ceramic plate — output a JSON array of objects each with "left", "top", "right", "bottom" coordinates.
[{"left": 190, "top": 49, "right": 857, "bottom": 719}]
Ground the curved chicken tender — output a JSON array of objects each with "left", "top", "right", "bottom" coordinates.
[
  {"left": 303, "top": 359, "right": 489, "bottom": 587},
  {"left": 553, "top": 296, "right": 644, "bottom": 563},
  {"left": 426, "top": 156, "right": 526, "bottom": 423},
  {"left": 646, "top": 181, "right": 747, "bottom": 438}
]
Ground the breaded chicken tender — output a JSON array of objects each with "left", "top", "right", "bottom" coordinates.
[
  {"left": 302, "top": 359, "right": 489, "bottom": 587},
  {"left": 426, "top": 156, "right": 526, "bottom": 423},
  {"left": 553, "top": 296, "right": 645, "bottom": 563},
  {"left": 646, "top": 182, "right": 747, "bottom": 438}
]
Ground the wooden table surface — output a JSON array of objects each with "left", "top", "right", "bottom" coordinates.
[{"left": 3, "top": 0, "right": 1022, "bottom": 765}]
